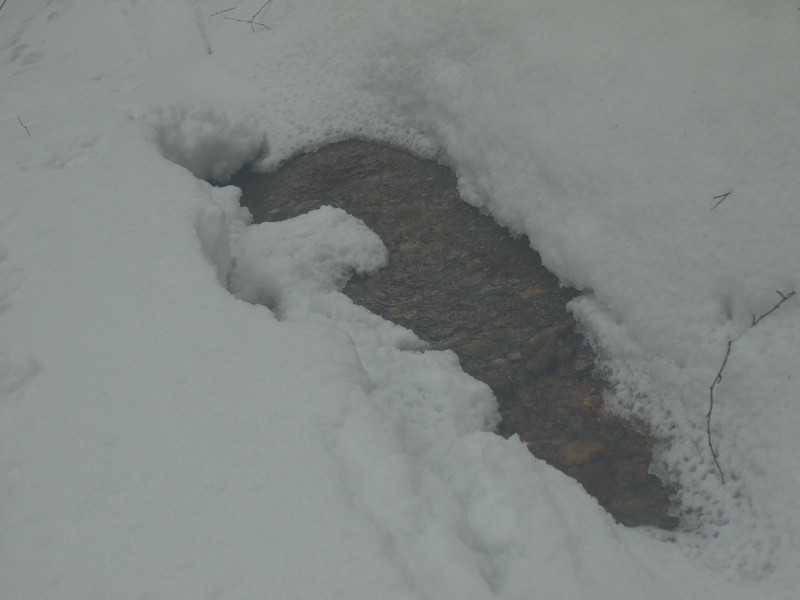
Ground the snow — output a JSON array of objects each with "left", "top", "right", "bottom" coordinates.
[
  {"left": 228, "top": 205, "right": 389, "bottom": 309},
  {"left": 152, "top": 105, "right": 268, "bottom": 183},
  {"left": 1, "top": 0, "right": 798, "bottom": 598}
]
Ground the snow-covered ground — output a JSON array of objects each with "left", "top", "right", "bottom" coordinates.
[{"left": 2, "top": 1, "right": 798, "bottom": 598}]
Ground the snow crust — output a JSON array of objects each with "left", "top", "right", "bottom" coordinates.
[{"left": 1, "top": 0, "right": 798, "bottom": 598}]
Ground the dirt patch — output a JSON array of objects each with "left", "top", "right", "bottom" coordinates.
[{"left": 231, "top": 140, "right": 677, "bottom": 529}]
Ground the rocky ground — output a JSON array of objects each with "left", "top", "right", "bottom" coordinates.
[{"left": 231, "top": 140, "right": 677, "bottom": 529}]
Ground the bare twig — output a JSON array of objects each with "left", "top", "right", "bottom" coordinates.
[
  {"left": 17, "top": 116, "right": 30, "bottom": 136},
  {"left": 708, "top": 289, "right": 795, "bottom": 483},
  {"left": 0, "top": 0, "right": 8, "bottom": 16},
  {"left": 210, "top": 7, "right": 237, "bottom": 17},
  {"left": 224, "top": 16, "right": 269, "bottom": 30},
  {"left": 752, "top": 290, "right": 795, "bottom": 327},
  {"left": 711, "top": 191, "right": 732, "bottom": 210},
  {"left": 707, "top": 340, "right": 731, "bottom": 484},
  {"left": 219, "top": 0, "right": 273, "bottom": 31},
  {"left": 251, "top": 0, "right": 273, "bottom": 21}
]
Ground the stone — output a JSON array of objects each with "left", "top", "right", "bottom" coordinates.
[
  {"left": 458, "top": 338, "right": 499, "bottom": 358},
  {"left": 524, "top": 350, "right": 557, "bottom": 376},
  {"left": 582, "top": 394, "right": 604, "bottom": 415},
  {"left": 573, "top": 355, "right": 595, "bottom": 375},
  {"left": 555, "top": 440, "right": 609, "bottom": 467}
]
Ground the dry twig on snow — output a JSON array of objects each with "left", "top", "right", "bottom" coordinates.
[
  {"left": 711, "top": 191, "right": 732, "bottom": 210},
  {"left": 210, "top": 7, "right": 237, "bottom": 17},
  {"left": 17, "top": 116, "right": 30, "bottom": 136},
  {"left": 221, "top": 1, "right": 273, "bottom": 31},
  {"left": 707, "top": 340, "right": 731, "bottom": 484},
  {"left": 707, "top": 289, "right": 795, "bottom": 483}
]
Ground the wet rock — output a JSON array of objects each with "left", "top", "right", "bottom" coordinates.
[
  {"left": 582, "top": 394, "right": 605, "bottom": 416},
  {"left": 458, "top": 338, "right": 499, "bottom": 358},
  {"left": 555, "top": 440, "right": 609, "bottom": 467},
  {"left": 524, "top": 352, "right": 556, "bottom": 377},
  {"left": 573, "top": 355, "right": 595, "bottom": 376},
  {"left": 231, "top": 140, "right": 676, "bottom": 529}
]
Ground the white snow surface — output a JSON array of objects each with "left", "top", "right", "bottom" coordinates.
[{"left": 1, "top": 0, "right": 798, "bottom": 598}]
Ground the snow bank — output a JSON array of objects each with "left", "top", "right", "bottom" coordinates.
[
  {"left": 152, "top": 105, "right": 267, "bottom": 183},
  {"left": 229, "top": 205, "right": 388, "bottom": 310},
  {"left": 1, "top": 0, "right": 798, "bottom": 598},
  {"left": 354, "top": 0, "right": 800, "bottom": 582}
]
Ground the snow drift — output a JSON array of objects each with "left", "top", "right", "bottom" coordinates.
[{"left": 1, "top": 1, "right": 798, "bottom": 598}]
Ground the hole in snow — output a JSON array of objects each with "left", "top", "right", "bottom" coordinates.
[{"left": 228, "top": 140, "right": 678, "bottom": 529}]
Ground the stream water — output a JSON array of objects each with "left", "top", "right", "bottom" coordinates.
[{"left": 231, "top": 140, "right": 676, "bottom": 528}]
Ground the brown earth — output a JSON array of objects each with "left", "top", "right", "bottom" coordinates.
[{"left": 231, "top": 140, "right": 677, "bottom": 529}]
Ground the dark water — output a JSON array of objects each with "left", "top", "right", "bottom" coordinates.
[{"left": 231, "top": 140, "right": 676, "bottom": 528}]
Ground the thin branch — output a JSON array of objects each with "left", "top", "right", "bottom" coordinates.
[
  {"left": 708, "top": 288, "right": 795, "bottom": 483},
  {"left": 215, "top": 1, "right": 273, "bottom": 31},
  {"left": 707, "top": 340, "right": 731, "bottom": 484},
  {"left": 752, "top": 290, "right": 795, "bottom": 327},
  {"left": 251, "top": 0, "right": 273, "bottom": 21},
  {"left": 711, "top": 191, "right": 732, "bottom": 210},
  {"left": 17, "top": 116, "right": 30, "bottom": 136},
  {"left": 224, "top": 16, "right": 269, "bottom": 30},
  {"left": 210, "top": 7, "right": 237, "bottom": 17},
  {"left": 0, "top": 0, "right": 8, "bottom": 16}
]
